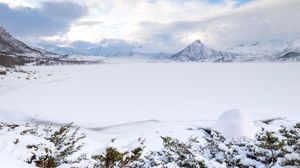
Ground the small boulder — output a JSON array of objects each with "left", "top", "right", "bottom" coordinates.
[
  {"left": 212, "top": 109, "right": 256, "bottom": 139},
  {"left": 0, "top": 67, "right": 6, "bottom": 75}
]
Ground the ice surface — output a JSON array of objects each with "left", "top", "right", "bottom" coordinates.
[{"left": 0, "top": 63, "right": 299, "bottom": 127}]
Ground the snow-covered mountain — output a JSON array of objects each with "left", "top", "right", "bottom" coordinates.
[
  {"left": 0, "top": 26, "right": 100, "bottom": 67},
  {"left": 171, "top": 40, "right": 238, "bottom": 62},
  {"left": 39, "top": 37, "right": 300, "bottom": 62},
  {"left": 172, "top": 39, "right": 300, "bottom": 62},
  {"left": 3, "top": 22, "right": 298, "bottom": 63},
  {"left": 39, "top": 40, "right": 172, "bottom": 59},
  {"left": 276, "top": 39, "right": 300, "bottom": 61},
  {"left": 0, "top": 26, "right": 56, "bottom": 57},
  {"left": 39, "top": 40, "right": 147, "bottom": 57},
  {"left": 42, "top": 45, "right": 142, "bottom": 57},
  {"left": 226, "top": 39, "right": 300, "bottom": 61},
  {"left": 226, "top": 40, "right": 288, "bottom": 57}
]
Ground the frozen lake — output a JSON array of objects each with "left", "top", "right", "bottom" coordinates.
[{"left": 0, "top": 63, "right": 299, "bottom": 127}]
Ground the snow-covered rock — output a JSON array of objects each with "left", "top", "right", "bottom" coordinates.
[
  {"left": 171, "top": 40, "right": 238, "bottom": 62},
  {"left": 0, "top": 66, "right": 6, "bottom": 75},
  {"left": 212, "top": 109, "right": 256, "bottom": 139}
]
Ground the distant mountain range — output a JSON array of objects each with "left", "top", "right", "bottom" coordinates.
[
  {"left": 38, "top": 40, "right": 170, "bottom": 59},
  {"left": 42, "top": 38, "right": 300, "bottom": 62},
  {"left": 172, "top": 39, "right": 300, "bottom": 62},
  {"left": 1, "top": 25, "right": 300, "bottom": 65},
  {"left": 39, "top": 41, "right": 142, "bottom": 57}
]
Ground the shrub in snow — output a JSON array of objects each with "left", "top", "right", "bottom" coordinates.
[
  {"left": 139, "top": 133, "right": 229, "bottom": 168},
  {"left": 253, "top": 131, "right": 286, "bottom": 167},
  {"left": 212, "top": 109, "right": 256, "bottom": 139},
  {"left": 233, "top": 124, "right": 300, "bottom": 167},
  {"left": 1, "top": 121, "right": 299, "bottom": 168},
  {"left": 140, "top": 122, "right": 300, "bottom": 168},
  {"left": 91, "top": 138, "right": 145, "bottom": 168},
  {"left": 141, "top": 136, "right": 208, "bottom": 168},
  {"left": 26, "top": 123, "right": 87, "bottom": 167},
  {"left": 26, "top": 143, "right": 57, "bottom": 167},
  {"left": 280, "top": 123, "right": 300, "bottom": 167}
]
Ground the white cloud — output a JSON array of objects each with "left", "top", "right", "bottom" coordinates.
[
  {"left": 0, "top": 1, "right": 88, "bottom": 38},
  {"left": 124, "top": 0, "right": 300, "bottom": 52},
  {"left": 2, "top": 0, "right": 300, "bottom": 53},
  {"left": 196, "top": 0, "right": 300, "bottom": 48},
  {"left": 0, "top": 0, "right": 32, "bottom": 8},
  {"left": 44, "top": 0, "right": 238, "bottom": 51}
]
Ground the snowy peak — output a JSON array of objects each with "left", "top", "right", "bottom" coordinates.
[
  {"left": 0, "top": 26, "right": 8, "bottom": 35},
  {"left": 189, "top": 40, "right": 205, "bottom": 50},
  {"left": 193, "top": 39, "right": 203, "bottom": 44},
  {"left": 172, "top": 40, "right": 237, "bottom": 62}
]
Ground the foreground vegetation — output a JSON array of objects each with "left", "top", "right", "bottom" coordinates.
[{"left": 0, "top": 121, "right": 299, "bottom": 168}]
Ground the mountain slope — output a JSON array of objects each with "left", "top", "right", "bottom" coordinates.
[
  {"left": 0, "top": 26, "right": 45, "bottom": 57},
  {"left": 277, "top": 39, "right": 300, "bottom": 61},
  {"left": 171, "top": 40, "right": 238, "bottom": 62},
  {"left": 0, "top": 26, "right": 99, "bottom": 67}
]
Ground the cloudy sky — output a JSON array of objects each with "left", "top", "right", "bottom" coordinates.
[{"left": 0, "top": 0, "right": 299, "bottom": 53}]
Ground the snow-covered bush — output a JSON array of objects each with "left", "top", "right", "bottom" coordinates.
[
  {"left": 91, "top": 138, "right": 145, "bottom": 168},
  {"left": 26, "top": 143, "right": 57, "bottom": 167},
  {"left": 229, "top": 124, "right": 300, "bottom": 167},
  {"left": 280, "top": 123, "right": 300, "bottom": 167},
  {"left": 141, "top": 136, "right": 210, "bottom": 168},
  {"left": 1, "top": 121, "right": 299, "bottom": 168},
  {"left": 252, "top": 130, "right": 285, "bottom": 167},
  {"left": 140, "top": 123, "right": 300, "bottom": 168},
  {"left": 25, "top": 123, "right": 87, "bottom": 167}
]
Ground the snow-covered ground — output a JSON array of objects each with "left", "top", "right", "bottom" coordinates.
[
  {"left": 1, "top": 63, "right": 299, "bottom": 127},
  {"left": 0, "top": 62, "right": 299, "bottom": 167}
]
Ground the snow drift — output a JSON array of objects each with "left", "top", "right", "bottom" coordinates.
[{"left": 212, "top": 109, "right": 256, "bottom": 139}]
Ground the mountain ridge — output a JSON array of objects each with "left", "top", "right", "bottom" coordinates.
[
  {"left": 172, "top": 39, "right": 300, "bottom": 62},
  {"left": 2, "top": 25, "right": 300, "bottom": 63},
  {"left": 0, "top": 26, "right": 99, "bottom": 67},
  {"left": 171, "top": 40, "right": 238, "bottom": 62},
  {"left": 0, "top": 26, "right": 47, "bottom": 57}
]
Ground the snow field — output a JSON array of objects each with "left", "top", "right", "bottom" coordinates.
[{"left": 0, "top": 63, "right": 299, "bottom": 127}]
